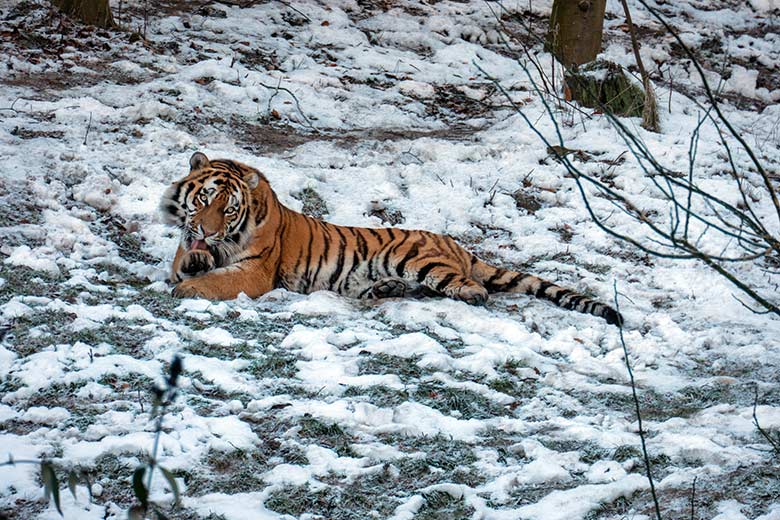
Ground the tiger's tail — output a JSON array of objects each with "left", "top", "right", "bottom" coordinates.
[{"left": 471, "top": 258, "right": 623, "bottom": 326}]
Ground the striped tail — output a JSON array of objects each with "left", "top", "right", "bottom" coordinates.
[{"left": 472, "top": 259, "right": 623, "bottom": 326}]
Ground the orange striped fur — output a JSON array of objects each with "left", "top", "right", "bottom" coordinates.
[{"left": 160, "top": 152, "right": 623, "bottom": 325}]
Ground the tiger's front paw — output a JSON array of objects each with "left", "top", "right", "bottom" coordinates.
[
  {"left": 178, "top": 250, "right": 215, "bottom": 278},
  {"left": 172, "top": 279, "right": 209, "bottom": 299}
]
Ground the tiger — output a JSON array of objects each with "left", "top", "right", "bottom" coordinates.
[{"left": 159, "top": 152, "right": 623, "bottom": 325}]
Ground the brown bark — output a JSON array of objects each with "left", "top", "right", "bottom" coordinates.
[
  {"left": 548, "top": 0, "right": 607, "bottom": 68},
  {"left": 52, "top": 0, "right": 115, "bottom": 28}
]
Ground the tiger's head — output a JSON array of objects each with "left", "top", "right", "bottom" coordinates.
[{"left": 160, "top": 152, "right": 263, "bottom": 267}]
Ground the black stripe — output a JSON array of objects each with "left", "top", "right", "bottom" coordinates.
[
  {"left": 355, "top": 229, "right": 369, "bottom": 259},
  {"left": 367, "top": 228, "right": 383, "bottom": 242},
  {"left": 291, "top": 239, "right": 305, "bottom": 277},
  {"left": 395, "top": 243, "right": 420, "bottom": 277},
  {"left": 255, "top": 200, "right": 268, "bottom": 225},
  {"left": 435, "top": 273, "right": 457, "bottom": 292},
  {"left": 327, "top": 227, "right": 347, "bottom": 289},
  {"left": 342, "top": 251, "right": 361, "bottom": 292},
  {"left": 170, "top": 182, "right": 184, "bottom": 205},
  {"left": 416, "top": 262, "right": 447, "bottom": 283},
  {"left": 484, "top": 271, "right": 504, "bottom": 291},
  {"left": 368, "top": 254, "right": 375, "bottom": 280},
  {"left": 565, "top": 295, "right": 584, "bottom": 309},
  {"left": 381, "top": 243, "right": 395, "bottom": 275},
  {"left": 503, "top": 273, "right": 525, "bottom": 291},
  {"left": 310, "top": 224, "right": 331, "bottom": 290},
  {"left": 235, "top": 212, "right": 249, "bottom": 237},
  {"left": 383, "top": 236, "right": 407, "bottom": 275},
  {"left": 301, "top": 220, "right": 316, "bottom": 292},
  {"left": 239, "top": 245, "right": 274, "bottom": 263},
  {"left": 185, "top": 181, "right": 197, "bottom": 197},
  {"left": 550, "top": 289, "right": 568, "bottom": 305},
  {"left": 211, "top": 160, "right": 244, "bottom": 175},
  {"left": 535, "top": 281, "right": 554, "bottom": 298}
]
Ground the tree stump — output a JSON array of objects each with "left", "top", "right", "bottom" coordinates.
[{"left": 566, "top": 60, "right": 646, "bottom": 118}]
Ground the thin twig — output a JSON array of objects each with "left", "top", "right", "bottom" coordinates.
[
  {"left": 753, "top": 385, "right": 780, "bottom": 455},
  {"left": 633, "top": 0, "right": 780, "bottom": 226},
  {"left": 257, "top": 80, "right": 318, "bottom": 132},
  {"left": 472, "top": 23, "right": 780, "bottom": 315},
  {"left": 491, "top": 0, "right": 779, "bottom": 255},
  {"left": 278, "top": 0, "right": 310, "bottom": 22},
  {"left": 613, "top": 283, "right": 663, "bottom": 520},
  {"left": 476, "top": 63, "right": 766, "bottom": 260},
  {"left": 401, "top": 147, "right": 423, "bottom": 165},
  {"left": 83, "top": 112, "right": 92, "bottom": 146},
  {"left": 266, "top": 76, "right": 282, "bottom": 115},
  {"left": 0, "top": 97, "right": 21, "bottom": 113}
]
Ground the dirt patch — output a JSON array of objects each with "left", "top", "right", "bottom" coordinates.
[
  {"left": 9, "top": 126, "right": 65, "bottom": 139},
  {"left": 197, "top": 113, "right": 485, "bottom": 155},
  {"left": 427, "top": 83, "right": 498, "bottom": 121}
]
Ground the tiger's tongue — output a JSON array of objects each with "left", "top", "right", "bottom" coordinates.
[{"left": 190, "top": 240, "right": 208, "bottom": 251}]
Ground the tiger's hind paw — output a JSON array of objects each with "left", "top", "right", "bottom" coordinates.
[
  {"left": 173, "top": 279, "right": 211, "bottom": 299},
  {"left": 367, "top": 277, "right": 408, "bottom": 299},
  {"left": 454, "top": 284, "right": 488, "bottom": 305}
]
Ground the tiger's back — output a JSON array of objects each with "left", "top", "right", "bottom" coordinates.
[{"left": 161, "top": 152, "right": 623, "bottom": 326}]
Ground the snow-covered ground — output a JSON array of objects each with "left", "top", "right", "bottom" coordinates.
[{"left": 1, "top": 0, "right": 779, "bottom": 518}]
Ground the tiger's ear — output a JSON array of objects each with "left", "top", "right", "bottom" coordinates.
[
  {"left": 190, "top": 152, "right": 210, "bottom": 171},
  {"left": 244, "top": 170, "right": 260, "bottom": 189}
]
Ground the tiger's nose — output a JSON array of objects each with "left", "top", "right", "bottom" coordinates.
[{"left": 197, "top": 224, "right": 220, "bottom": 238}]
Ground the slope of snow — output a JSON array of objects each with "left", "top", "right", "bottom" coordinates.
[{"left": 0, "top": 0, "right": 778, "bottom": 519}]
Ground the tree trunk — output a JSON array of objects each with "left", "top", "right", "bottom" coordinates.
[
  {"left": 52, "top": 0, "right": 115, "bottom": 28},
  {"left": 548, "top": 0, "right": 607, "bottom": 68}
]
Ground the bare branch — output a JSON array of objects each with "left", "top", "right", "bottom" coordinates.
[
  {"left": 753, "top": 385, "right": 780, "bottom": 455},
  {"left": 613, "top": 284, "right": 663, "bottom": 520}
]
